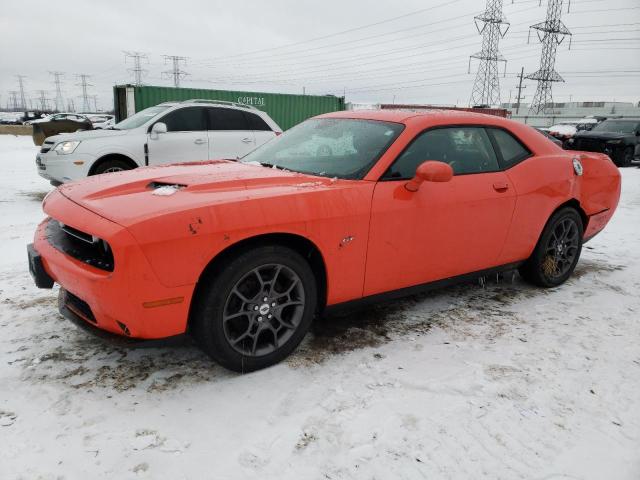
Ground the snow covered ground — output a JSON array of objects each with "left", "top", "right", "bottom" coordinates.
[{"left": 0, "top": 134, "right": 638, "bottom": 479}]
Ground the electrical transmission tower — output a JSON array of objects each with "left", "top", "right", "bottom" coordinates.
[
  {"left": 67, "top": 99, "right": 76, "bottom": 112},
  {"left": 15, "top": 75, "right": 28, "bottom": 110},
  {"left": 162, "top": 55, "right": 189, "bottom": 88},
  {"left": 49, "top": 71, "right": 65, "bottom": 112},
  {"left": 468, "top": 0, "right": 510, "bottom": 107},
  {"left": 526, "top": 0, "right": 571, "bottom": 114},
  {"left": 76, "top": 74, "right": 93, "bottom": 112},
  {"left": 8, "top": 91, "right": 20, "bottom": 111},
  {"left": 91, "top": 95, "right": 99, "bottom": 112},
  {"left": 123, "top": 51, "right": 148, "bottom": 85},
  {"left": 35, "top": 90, "right": 51, "bottom": 111}
]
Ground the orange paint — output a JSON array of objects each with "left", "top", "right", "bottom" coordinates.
[{"left": 33, "top": 110, "right": 621, "bottom": 339}]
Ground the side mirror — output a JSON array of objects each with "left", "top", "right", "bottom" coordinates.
[
  {"left": 636, "top": 130, "right": 640, "bottom": 137},
  {"left": 151, "top": 122, "right": 167, "bottom": 135},
  {"left": 405, "top": 161, "right": 453, "bottom": 192}
]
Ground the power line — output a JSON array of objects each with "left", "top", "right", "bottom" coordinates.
[
  {"left": 200, "top": 0, "right": 466, "bottom": 63},
  {"left": 123, "top": 51, "right": 149, "bottom": 85},
  {"left": 162, "top": 55, "right": 188, "bottom": 87}
]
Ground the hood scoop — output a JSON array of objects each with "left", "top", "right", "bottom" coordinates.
[{"left": 148, "top": 181, "right": 188, "bottom": 196}]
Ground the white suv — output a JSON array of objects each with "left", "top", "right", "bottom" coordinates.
[{"left": 36, "top": 100, "right": 282, "bottom": 185}]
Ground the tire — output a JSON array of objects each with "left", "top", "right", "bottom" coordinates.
[
  {"left": 519, "top": 207, "right": 584, "bottom": 288},
  {"left": 620, "top": 146, "right": 634, "bottom": 167},
  {"left": 92, "top": 158, "right": 134, "bottom": 175},
  {"left": 191, "top": 245, "right": 317, "bottom": 373}
]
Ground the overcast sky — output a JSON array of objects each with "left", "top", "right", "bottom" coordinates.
[{"left": 1, "top": 0, "right": 638, "bottom": 112}]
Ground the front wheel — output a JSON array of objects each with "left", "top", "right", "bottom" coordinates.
[
  {"left": 191, "top": 245, "right": 317, "bottom": 372},
  {"left": 519, "top": 207, "right": 584, "bottom": 288},
  {"left": 93, "top": 158, "right": 134, "bottom": 175}
]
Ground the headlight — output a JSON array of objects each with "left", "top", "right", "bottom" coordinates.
[
  {"left": 607, "top": 139, "right": 623, "bottom": 145},
  {"left": 53, "top": 140, "right": 81, "bottom": 155}
]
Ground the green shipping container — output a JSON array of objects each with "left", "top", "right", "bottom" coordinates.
[{"left": 113, "top": 85, "right": 345, "bottom": 130}]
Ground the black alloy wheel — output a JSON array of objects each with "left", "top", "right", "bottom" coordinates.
[
  {"left": 191, "top": 245, "right": 317, "bottom": 372},
  {"left": 519, "top": 207, "right": 584, "bottom": 288}
]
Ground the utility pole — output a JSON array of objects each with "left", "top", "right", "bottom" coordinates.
[
  {"left": 76, "top": 74, "right": 93, "bottom": 112},
  {"left": 35, "top": 90, "right": 50, "bottom": 111},
  {"left": 123, "top": 51, "right": 148, "bottom": 86},
  {"left": 15, "top": 75, "right": 27, "bottom": 110},
  {"left": 515, "top": 66, "right": 527, "bottom": 114},
  {"left": 162, "top": 55, "right": 188, "bottom": 88},
  {"left": 49, "top": 71, "right": 65, "bottom": 112},
  {"left": 526, "top": 0, "right": 571, "bottom": 114},
  {"left": 468, "top": 0, "right": 510, "bottom": 107}
]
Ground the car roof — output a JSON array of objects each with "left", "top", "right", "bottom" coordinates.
[{"left": 319, "top": 108, "right": 511, "bottom": 125}]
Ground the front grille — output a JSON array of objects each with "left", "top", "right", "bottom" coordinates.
[
  {"left": 46, "top": 219, "right": 114, "bottom": 271},
  {"left": 40, "top": 141, "right": 54, "bottom": 154},
  {"left": 64, "top": 290, "right": 97, "bottom": 324}
]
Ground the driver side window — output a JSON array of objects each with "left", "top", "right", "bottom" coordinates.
[{"left": 385, "top": 127, "right": 499, "bottom": 179}]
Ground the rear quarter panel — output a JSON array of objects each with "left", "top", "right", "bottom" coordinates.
[{"left": 499, "top": 154, "right": 577, "bottom": 264}]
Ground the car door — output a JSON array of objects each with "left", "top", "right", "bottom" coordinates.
[
  {"left": 147, "top": 107, "right": 209, "bottom": 165},
  {"left": 364, "top": 126, "right": 517, "bottom": 297},
  {"left": 244, "top": 111, "right": 277, "bottom": 149},
  {"left": 206, "top": 107, "right": 255, "bottom": 160}
]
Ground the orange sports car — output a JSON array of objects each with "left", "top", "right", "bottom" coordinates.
[{"left": 28, "top": 110, "right": 621, "bottom": 372}]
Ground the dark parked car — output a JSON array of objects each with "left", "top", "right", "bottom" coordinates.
[
  {"left": 30, "top": 113, "right": 93, "bottom": 146},
  {"left": 535, "top": 128, "right": 563, "bottom": 147},
  {"left": 566, "top": 118, "right": 640, "bottom": 167}
]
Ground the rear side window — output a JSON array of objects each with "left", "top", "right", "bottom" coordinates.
[
  {"left": 385, "top": 127, "right": 500, "bottom": 179},
  {"left": 207, "top": 107, "right": 249, "bottom": 131},
  {"left": 488, "top": 128, "right": 531, "bottom": 168},
  {"left": 160, "top": 107, "right": 206, "bottom": 132},
  {"left": 245, "top": 112, "right": 272, "bottom": 131}
]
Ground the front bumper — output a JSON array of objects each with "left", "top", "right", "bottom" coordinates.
[
  {"left": 30, "top": 191, "right": 195, "bottom": 339},
  {"left": 36, "top": 151, "right": 95, "bottom": 184}
]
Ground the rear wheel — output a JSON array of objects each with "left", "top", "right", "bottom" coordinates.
[
  {"left": 92, "top": 158, "right": 134, "bottom": 175},
  {"left": 519, "top": 207, "right": 583, "bottom": 288},
  {"left": 191, "top": 245, "right": 317, "bottom": 372}
]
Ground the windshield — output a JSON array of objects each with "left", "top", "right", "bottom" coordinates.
[
  {"left": 241, "top": 118, "right": 404, "bottom": 179},
  {"left": 592, "top": 120, "right": 638, "bottom": 134},
  {"left": 113, "top": 105, "right": 171, "bottom": 130}
]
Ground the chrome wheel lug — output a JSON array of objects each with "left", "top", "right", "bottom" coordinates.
[
  {"left": 271, "top": 302, "right": 276, "bottom": 307},
  {"left": 253, "top": 305, "right": 259, "bottom": 311},
  {"left": 258, "top": 316, "right": 263, "bottom": 322},
  {"left": 267, "top": 314, "right": 272, "bottom": 319},
  {"left": 263, "top": 297, "right": 268, "bottom": 302}
]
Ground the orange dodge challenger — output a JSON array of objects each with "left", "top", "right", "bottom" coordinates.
[{"left": 28, "top": 110, "right": 621, "bottom": 372}]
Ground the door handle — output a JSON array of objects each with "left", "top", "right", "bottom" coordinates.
[
  {"left": 493, "top": 182, "right": 509, "bottom": 192},
  {"left": 194, "top": 138, "right": 206, "bottom": 145},
  {"left": 241, "top": 137, "right": 253, "bottom": 143}
]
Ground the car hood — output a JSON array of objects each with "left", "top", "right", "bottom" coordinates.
[
  {"left": 46, "top": 128, "right": 129, "bottom": 144},
  {"left": 56, "top": 160, "right": 344, "bottom": 227},
  {"left": 574, "top": 131, "right": 627, "bottom": 140}
]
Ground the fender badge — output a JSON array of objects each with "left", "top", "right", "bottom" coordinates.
[{"left": 572, "top": 157, "right": 583, "bottom": 176}]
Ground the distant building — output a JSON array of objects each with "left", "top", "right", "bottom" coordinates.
[{"left": 501, "top": 101, "right": 640, "bottom": 127}]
